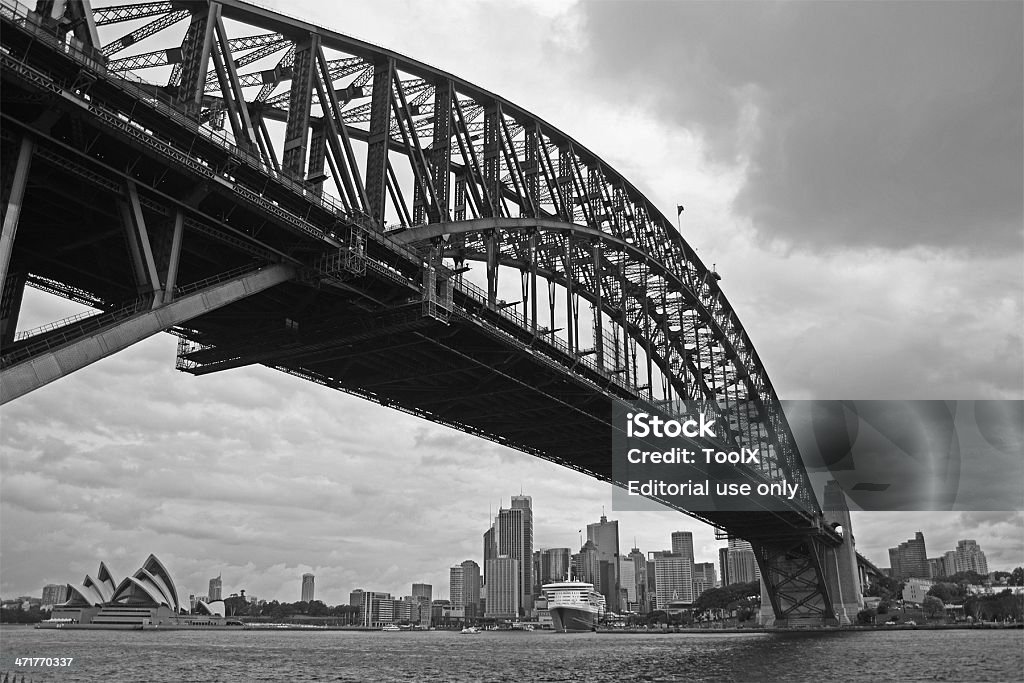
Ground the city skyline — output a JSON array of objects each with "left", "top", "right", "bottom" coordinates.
[
  {"left": 1, "top": 0, "right": 1021, "bottom": 607},
  {"left": 9, "top": 508, "right": 1018, "bottom": 608}
]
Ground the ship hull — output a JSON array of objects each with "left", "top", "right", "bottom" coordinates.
[{"left": 549, "top": 605, "right": 598, "bottom": 633}]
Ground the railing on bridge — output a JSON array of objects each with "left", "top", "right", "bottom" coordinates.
[{"left": 1, "top": 263, "right": 272, "bottom": 370}]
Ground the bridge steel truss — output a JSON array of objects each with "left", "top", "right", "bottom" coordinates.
[{"left": 0, "top": 0, "right": 858, "bottom": 625}]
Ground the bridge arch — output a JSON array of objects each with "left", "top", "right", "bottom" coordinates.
[{"left": 0, "top": 0, "right": 862, "bottom": 625}]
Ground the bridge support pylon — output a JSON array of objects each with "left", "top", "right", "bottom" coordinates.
[{"left": 757, "top": 482, "right": 863, "bottom": 627}]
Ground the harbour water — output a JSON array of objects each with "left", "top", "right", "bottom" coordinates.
[{"left": 1, "top": 626, "right": 1021, "bottom": 682}]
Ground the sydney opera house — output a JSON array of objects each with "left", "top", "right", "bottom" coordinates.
[{"left": 41, "top": 554, "right": 241, "bottom": 629}]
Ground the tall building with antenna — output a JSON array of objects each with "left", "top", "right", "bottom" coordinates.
[{"left": 587, "top": 512, "right": 621, "bottom": 612}]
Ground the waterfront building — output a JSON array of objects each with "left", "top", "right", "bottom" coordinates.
[
  {"left": 888, "top": 532, "right": 928, "bottom": 580},
  {"left": 412, "top": 583, "right": 432, "bottom": 627},
  {"left": 361, "top": 591, "right": 394, "bottom": 627},
  {"left": 588, "top": 514, "right": 621, "bottom": 612},
  {"left": 652, "top": 551, "right": 693, "bottom": 608},
  {"left": 460, "top": 560, "right": 481, "bottom": 619},
  {"left": 484, "top": 555, "right": 520, "bottom": 619},
  {"left": 208, "top": 574, "right": 223, "bottom": 602},
  {"left": 450, "top": 565, "right": 464, "bottom": 607},
  {"left": 301, "top": 573, "right": 315, "bottom": 603}
]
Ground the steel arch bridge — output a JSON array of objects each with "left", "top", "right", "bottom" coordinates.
[{"left": 0, "top": 0, "right": 862, "bottom": 625}]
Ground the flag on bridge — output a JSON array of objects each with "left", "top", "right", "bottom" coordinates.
[{"left": 676, "top": 205, "right": 684, "bottom": 215}]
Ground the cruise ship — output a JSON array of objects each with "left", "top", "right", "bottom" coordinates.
[{"left": 541, "top": 579, "right": 605, "bottom": 632}]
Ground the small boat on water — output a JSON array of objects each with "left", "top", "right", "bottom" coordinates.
[
  {"left": 381, "top": 624, "right": 401, "bottom": 632},
  {"left": 460, "top": 626, "right": 480, "bottom": 634}
]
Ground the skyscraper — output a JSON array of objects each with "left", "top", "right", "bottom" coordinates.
[
  {"left": 485, "top": 556, "right": 520, "bottom": 618},
  {"left": 540, "top": 548, "right": 571, "bottom": 585},
  {"left": 953, "top": 539, "right": 989, "bottom": 575},
  {"left": 411, "top": 583, "right": 432, "bottom": 627},
  {"left": 482, "top": 525, "right": 497, "bottom": 588},
  {"left": 628, "top": 547, "right": 648, "bottom": 613},
  {"left": 461, "top": 560, "right": 481, "bottom": 619},
  {"left": 577, "top": 540, "right": 601, "bottom": 589},
  {"left": 450, "top": 565, "right": 465, "bottom": 607},
  {"left": 726, "top": 536, "right": 761, "bottom": 583},
  {"left": 41, "top": 584, "right": 69, "bottom": 608},
  {"left": 652, "top": 551, "right": 693, "bottom": 608},
  {"left": 620, "top": 557, "right": 637, "bottom": 609},
  {"left": 719, "top": 546, "right": 731, "bottom": 587},
  {"left": 888, "top": 532, "right": 928, "bottom": 580},
  {"left": 693, "top": 562, "right": 717, "bottom": 598},
  {"left": 301, "top": 573, "right": 315, "bottom": 602},
  {"left": 588, "top": 514, "right": 621, "bottom": 612},
  {"left": 490, "top": 495, "right": 533, "bottom": 614},
  {"left": 208, "top": 574, "right": 222, "bottom": 601}
]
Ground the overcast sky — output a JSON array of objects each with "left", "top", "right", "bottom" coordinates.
[{"left": 1, "top": 0, "right": 1022, "bottom": 605}]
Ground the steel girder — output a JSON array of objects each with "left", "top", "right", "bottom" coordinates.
[{"left": 4, "top": 0, "right": 815, "bottom": 517}]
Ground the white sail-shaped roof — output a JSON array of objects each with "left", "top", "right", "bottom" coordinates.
[
  {"left": 140, "top": 555, "right": 179, "bottom": 612},
  {"left": 96, "top": 562, "right": 117, "bottom": 600},
  {"left": 64, "top": 582, "right": 104, "bottom": 607},
  {"left": 110, "top": 576, "right": 170, "bottom": 607}
]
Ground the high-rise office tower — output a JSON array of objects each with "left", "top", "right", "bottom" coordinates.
[
  {"left": 41, "top": 584, "right": 68, "bottom": 608},
  {"left": 490, "top": 495, "right": 533, "bottom": 614},
  {"left": 628, "top": 547, "right": 648, "bottom": 613},
  {"left": 888, "top": 532, "right": 928, "bottom": 579},
  {"left": 619, "top": 557, "right": 637, "bottom": 609},
  {"left": 450, "top": 565, "right": 465, "bottom": 607},
  {"left": 577, "top": 540, "right": 602, "bottom": 590},
  {"left": 301, "top": 573, "right": 315, "bottom": 602},
  {"left": 671, "top": 531, "right": 694, "bottom": 557},
  {"left": 652, "top": 551, "right": 693, "bottom": 608},
  {"left": 727, "top": 536, "right": 761, "bottom": 583},
  {"left": 953, "top": 540, "right": 989, "bottom": 575},
  {"left": 719, "top": 546, "right": 731, "bottom": 586},
  {"left": 208, "top": 574, "right": 223, "bottom": 601},
  {"left": 461, "top": 560, "right": 481, "bottom": 619},
  {"left": 693, "top": 562, "right": 717, "bottom": 598},
  {"left": 484, "top": 556, "right": 520, "bottom": 618},
  {"left": 588, "top": 514, "right": 621, "bottom": 612},
  {"left": 541, "top": 548, "right": 571, "bottom": 584},
  {"left": 411, "top": 583, "right": 432, "bottom": 627},
  {"left": 483, "top": 525, "right": 497, "bottom": 587}
]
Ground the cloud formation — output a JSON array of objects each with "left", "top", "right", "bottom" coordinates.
[{"left": 574, "top": 1, "right": 1023, "bottom": 252}]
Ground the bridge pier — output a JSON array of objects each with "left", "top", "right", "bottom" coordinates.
[{"left": 757, "top": 482, "right": 863, "bottom": 627}]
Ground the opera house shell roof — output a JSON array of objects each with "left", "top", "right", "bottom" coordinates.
[
  {"left": 46, "top": 554, "right": 235, "bottom": 629},
  {"left": 63, "top": 554, "right": 180, "bottom": 612}
]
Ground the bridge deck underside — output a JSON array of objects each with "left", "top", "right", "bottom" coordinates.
[{"left": 0, "top": 11, "right": 832, "bottom": 547}]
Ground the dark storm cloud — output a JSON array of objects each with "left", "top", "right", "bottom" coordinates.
[{"left": 575, "top": 1, "right": 1023, "bottom": 252}]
